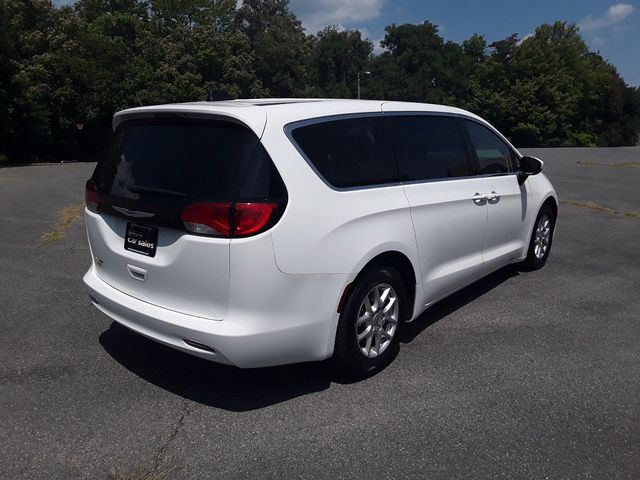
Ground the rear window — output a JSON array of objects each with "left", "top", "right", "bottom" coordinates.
[
  {"left": 388, "top": 115, "right": 473, "bottom": 181},
  {"left": 289, "top": 116, "right": 398, "bottom": 188},
  {"left": 93, "top": 118, "right": 273, "bottom": 201}
]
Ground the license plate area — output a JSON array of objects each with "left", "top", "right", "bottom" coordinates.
[{"left": 124, "top": 223, "right": 158, "bottom": 257}]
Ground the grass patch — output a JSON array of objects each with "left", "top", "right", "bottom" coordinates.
[
  {"left": 577, "top": 160, "right": 640, "bottom": 169},
  {"left": 41, "top": 230, "right": 65, "bottom": 242},
  {"left": 41, "top": 204, "right": 84, "bottom": 243},
  {"left": 561, "top": 200, "right": 640, "bottom": 219}
]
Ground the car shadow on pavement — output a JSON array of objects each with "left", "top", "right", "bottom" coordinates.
[
  {"left": 401, "top": 265, "right": 520, "bottom": 343},
  {"left": 99, "top": 265, "right": 520, "bottom": 411},
  {"left": 99, "top": 322, "right": 337, "bottom": 411}
]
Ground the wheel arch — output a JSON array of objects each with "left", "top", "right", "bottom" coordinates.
[
  {"left": 542, "top": 195, "right": 558, "bottom": 220},
  {"left": 519, "top": 193, "right": 558, "bottom": 262},
  {"left": 351, "top": 251, "right": 417, "bottom": 321}
]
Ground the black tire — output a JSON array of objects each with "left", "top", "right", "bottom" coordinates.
[
  {"left": 520, "top": 204, "right": 556, "bottom": 271},
  {"left": 333, "top": 266, "right": 407, "bottom": 379}
]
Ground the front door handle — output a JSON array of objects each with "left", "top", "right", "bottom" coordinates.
[
  {"left": 486, "top": 191, "right": 500, "bottom": 201},
  {"left": 472, "top": 193, "right": 487, "bottom": 203}
]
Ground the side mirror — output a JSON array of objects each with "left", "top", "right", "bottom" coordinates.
[{"left": 518, "top": 156, "right": 543, "bottom": 183}]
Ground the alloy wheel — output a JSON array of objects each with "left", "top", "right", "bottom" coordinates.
[
  {"left": 534, "top": 214, "right": 552, "bottom": 259},
  {"left": 355, "top": 283, "right": 399, "bottom": 358}
]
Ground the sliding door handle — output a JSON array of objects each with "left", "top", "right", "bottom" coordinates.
[
  {"left": 486, "top": 191, "right": 500, "bottom": 201},
  {"left": 472, "top": 193, "right": 487, "bottom": 203}
]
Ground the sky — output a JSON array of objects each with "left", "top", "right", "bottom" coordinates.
[{"left": 289, "top": 0, "right": 640, "bottom": 86}]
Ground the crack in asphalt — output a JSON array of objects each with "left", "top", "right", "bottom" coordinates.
[{"left": 152, "top": 399, "right": 193, "bottom": 472}]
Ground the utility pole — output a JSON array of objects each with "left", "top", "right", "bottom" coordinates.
[{"left": 357, "top": 71, "right": 371, "bottom": 99}]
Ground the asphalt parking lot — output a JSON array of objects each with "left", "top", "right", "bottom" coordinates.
[{"left": 1, "top": 147, "right": 639, "bottom": 479}]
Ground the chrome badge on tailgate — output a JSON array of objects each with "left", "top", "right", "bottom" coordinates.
[{"left": 113, "top": 206, "right": 155, "bottom": 218}]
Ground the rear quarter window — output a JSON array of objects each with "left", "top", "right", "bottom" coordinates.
[{"left": 289, "top": 116, "right": 398, "bottom": 188}]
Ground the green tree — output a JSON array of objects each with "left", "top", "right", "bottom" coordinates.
[
  {"left": 367, "top": 22, "right": 466, "bottom": 104},
  {"left": 308, "top": 26, "right": 372, "bottom": 98},
  {"left": 236, "top": 0, "right": 310, "bottom": 97},
  {"left": 150, "top": 0, "right": 235, "bottom": 30},
  {"left": 462, "top": 34, "right": 488, "bottom": 64},
  {"left": 1, "top": 0, "right": 61, "bottom": 160},
  {"left": 509, "top": 22, "right": 634, "bottom": 146},
  {"left": 2, "top": 3, "right": 640, "bottom": 163}
]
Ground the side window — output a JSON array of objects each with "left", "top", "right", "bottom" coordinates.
[
  {"left": 290, "top": 116, "right": 398, "bottom": 188},
  {"left": 388, "top": 115, "right": 473, "bottom": 181},
  {"left": 464, "top": 120, "right": 513, "bottom": 174}
]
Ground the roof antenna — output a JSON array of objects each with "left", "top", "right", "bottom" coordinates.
[{"left": 206, "top": 90, "right": 235, "bottom": 102}]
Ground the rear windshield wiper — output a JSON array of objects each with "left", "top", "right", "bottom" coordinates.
[{"left": 127, "top": 185, "right": 187, "bottom": 197}]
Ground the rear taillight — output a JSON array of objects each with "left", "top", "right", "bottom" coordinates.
[
  {"left": 181, "top": 202, "right": 233, "bottom": 236},
  {"left": 85, "top": 179, "right": 100, "bottom": 212},
  {"left": 234, "top": 202, "right": 279, "bottom": 236},
  {"left": 180, "top": 202, "right": 279, "bottom": 237}
]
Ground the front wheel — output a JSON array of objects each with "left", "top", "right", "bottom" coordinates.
[
  {"left": 333, "top": 266, "right": 406, "bottom": 378},
  {"left": 520, "top": 204, "right": 556, "bottom": 271}
]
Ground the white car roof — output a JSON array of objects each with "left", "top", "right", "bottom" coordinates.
[{"left": 113, "top": 98, "right": 487, "bottom": 134}]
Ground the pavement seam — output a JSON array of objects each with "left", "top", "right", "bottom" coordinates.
[{"left": 152, "top": 399, "right": 193, "bottom": 473}]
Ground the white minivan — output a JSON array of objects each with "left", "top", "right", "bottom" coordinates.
[{"left": 84, "top": 99, "right": 557, "bottom": 377}]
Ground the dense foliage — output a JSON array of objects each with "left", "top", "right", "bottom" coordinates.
[{"left": 1, "top": 0, "right": 639, "bottom": 163}]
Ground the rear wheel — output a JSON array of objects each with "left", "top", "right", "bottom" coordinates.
[
  {"left": 333, "top": 267, "right": 406, "bottom": 378},
  {"left": 520, "top": 204, "right": 555, "bottom": 270}
]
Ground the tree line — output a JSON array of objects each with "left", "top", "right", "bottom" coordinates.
[{"left": 1, "top": 0, "right": 639, "bottom": 164}]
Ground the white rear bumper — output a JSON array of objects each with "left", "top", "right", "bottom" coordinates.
[{"left": 84, "top": 266, "right": 349, "bottom": 368}]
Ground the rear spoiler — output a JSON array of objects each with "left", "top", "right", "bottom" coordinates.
[{"left": 112, "top": 104, "right": 267, "bottom": 138}]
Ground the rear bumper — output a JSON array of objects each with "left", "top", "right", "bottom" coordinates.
[{"left": 84, "top": 266, "right": 348, "bottom": 368}]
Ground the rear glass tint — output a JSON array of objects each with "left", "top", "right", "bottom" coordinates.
[
  {"left": 93, "top": 118, "right": 261, "bottom": 201},
  {"left": 290, "top": 116, "right": 398, "bottom": 188},
  {"left": 464, "top": 120, "right": 513, "bottom": 174},
  {"left": 238, "top": 143, "right": 287, "bottom": 200},
  {"left": 389, "top": 115, "right": 473, "bottom": 181}
]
